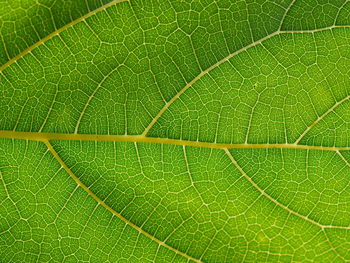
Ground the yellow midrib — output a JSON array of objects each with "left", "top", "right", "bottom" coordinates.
[{"left": 0, "top": 130, "right": 349, "bottom": 151}]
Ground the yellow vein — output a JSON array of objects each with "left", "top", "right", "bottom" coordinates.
[
  {"left": 322, "top": 230, "right": 347, "bottom": 262},
  {"left": 224, "top": 148, "right": 350, "bottom": 230},
  {"left": 0, "top": 171, "right": 11, "bottom": 204},
  {"left": 142, "top": 25, "right": 350, "bottom": 136},
  {"left": 278, "top": 0, "right": 297, "bottom": 30},
  {"left": 337, "top": 150, "right": 350, "bottom": 167},
  {"left": 141, "top": 30, "right": 280, "bottom": 136},
  {"left": 43, "top": 140, "right": 202, "bottom": 263},
  {"left": 334, "top": 0, "right": 350, "bottom": 24},
  {"left": 1, "top": 130, "right": 350, "bottom": 151},
  {"left": 74, "top": 65, "right": 122, "bottom": 134},
  {"left": 0, "top": 0, "right": 129, "bottom": 72},
  {"left": 294, "top": 94, "right": 350, "bottom": 144},
  {"left": 0, "top": 172, "right": 24, "bottom": 236}
]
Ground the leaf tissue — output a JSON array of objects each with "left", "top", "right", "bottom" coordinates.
[{"left": 1, "top": 0, "right": 350, "bottom": 262}]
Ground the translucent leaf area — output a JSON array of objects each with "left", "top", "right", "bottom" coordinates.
[{"left": 1, "top": 0, "right": 350, "bottom": 262}]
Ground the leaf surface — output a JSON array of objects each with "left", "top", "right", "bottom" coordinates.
[{"left": 1, "top": 0, "right": 350, "bottom": 262}]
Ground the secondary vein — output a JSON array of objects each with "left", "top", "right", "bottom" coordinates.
[
  {"left": 294, "top": 94, "right": 350, "bottom": 144},
  {"left": 224, "top": 148, "right": 350, "bottom": 230},
  {"left": 43, "top": 139, "right": 202, "bottom": 263},
  {"left": 141, "top": 25, "right": 350, "bottom": 136}
]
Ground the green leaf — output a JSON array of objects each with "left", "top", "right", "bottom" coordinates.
[{"left": 1, "top": 0, "right": 350, "bottom": 262}]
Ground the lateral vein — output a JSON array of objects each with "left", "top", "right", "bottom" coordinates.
[
  {"left": 141, "top": 25, "right": 350, "bottom": 136},
  {"left": 224, "top": 148, "right": 350, "bottom": 230},
  {"left": 294, "top": 94, "right": 350, "bottom": 144},
  {"left": 43, "top": 140, "right": 202, "bottom": 263}
]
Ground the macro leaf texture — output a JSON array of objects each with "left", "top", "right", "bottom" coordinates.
[{"left": 1, "top": 0, "right": 350, "bottom": 262}]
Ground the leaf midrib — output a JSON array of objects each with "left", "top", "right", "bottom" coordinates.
[{"left": 1, "top": 130, "right": 350, "bottom": 151}]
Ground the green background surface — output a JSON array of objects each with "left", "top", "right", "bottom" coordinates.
[{"left": 1, "top": 0, "right": 350, "bottom": 262}]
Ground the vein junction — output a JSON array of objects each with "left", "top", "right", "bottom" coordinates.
[
  {"left": 224, "top": 149, "right": 350, "bottom": 230},
  {"left": 0, "top": 130, "right": 349, "bottom": 151}
]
